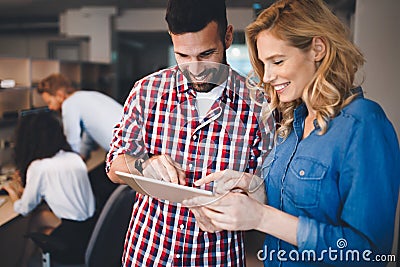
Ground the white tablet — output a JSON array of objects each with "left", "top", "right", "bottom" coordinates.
[{"left": 115, "top": 171, "right": 213, "bottom": 203}]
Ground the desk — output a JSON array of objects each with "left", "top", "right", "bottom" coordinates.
[
  {"left": 0, "top": 149, "right": 107, "bottom": 267},
  {"left": 0, "top": 196, "right": 29, "bottom": 267},
  {"left": 0, "top": 148, "right": 106, "bottom": 227},
  {"left": 0, "top": 195, "right": 19, "bottom": 227}
]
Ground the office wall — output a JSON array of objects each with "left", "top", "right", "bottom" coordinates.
[
  {"left": 0, "top": 34, "right": 56, "bottom": 58},
  {"left": 0, "top": 2, "right": 398, "bottom": 129},
  {"left": 0, "top": 34, "right": 90, "bottom": 60},
  {"left": 354, "top": 0, "right": 400, "bottom": 138},
  {"left": 115, "top": 8, "right": 254, "bottom": 32}
]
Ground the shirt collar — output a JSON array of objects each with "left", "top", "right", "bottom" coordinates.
[
  {"left": 293, "top": 102, "right": 308, "bottom": 122},
  {"left": 292, "top": 86, "right": 364, "bottom": 134},
  {"left": 350, "top": 86, "right": 363, "bottom": 98}
]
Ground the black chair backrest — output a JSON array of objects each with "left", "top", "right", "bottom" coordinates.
[{"left": 85, "top": 184, "right": 136, "bottom": 267}]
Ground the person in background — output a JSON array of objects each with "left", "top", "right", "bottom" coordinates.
[
  {"left": 37, "top": 73, "right": 122, "bottom": 210},
  {"left": 185, "top": 0, "right": 400, "bottom": 266},
  {"left": 106, "top": 0, "right": 273, "bottom": 265},
  {"left": 37, "top": 73, "right": 123, "bottom": 161},
  {"left": 1, "top": 111, "right": 95, "bottom": 267}
]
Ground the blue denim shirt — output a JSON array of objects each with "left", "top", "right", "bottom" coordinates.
[{"left": 261, "top": 88, "right": 399, "bottom": 266}]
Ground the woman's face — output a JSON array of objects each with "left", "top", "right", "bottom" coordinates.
[{"left": 256, "top": 30, "right": 318, "bottom": 103}]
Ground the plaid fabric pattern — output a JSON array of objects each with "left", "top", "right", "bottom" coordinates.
[{"left": 107, "top": 66, "right": 269, "bottom": 266}]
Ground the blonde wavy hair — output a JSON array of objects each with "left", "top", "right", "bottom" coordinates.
[{"left": 246, "top": 0, "right": 364, "bottom": 139}]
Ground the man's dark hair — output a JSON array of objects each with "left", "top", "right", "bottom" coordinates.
[{"left": 165, "top": 0, "right": 228, "bottom": 42}]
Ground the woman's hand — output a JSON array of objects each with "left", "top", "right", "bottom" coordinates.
[
  {"left": 183, "top": 192, "right": 265, "bottom": 232},
  {"left": 194, "top": 170, "right": 266, "bottom": 203},
  {"left": 2, "top": 172, "right": 24, "bottom": 203}
]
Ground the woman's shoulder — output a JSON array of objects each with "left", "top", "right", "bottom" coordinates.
[
  {"left": 342, "top": 96, "right": 387, "bottom": 122},
  {"left": 29, "top": 150, "right": 84, "bottom": 170}
]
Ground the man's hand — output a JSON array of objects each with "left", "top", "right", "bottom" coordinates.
[
  {"left": 194, "top": 170, "right": 266, "bottom": 202},
  {"left": 108, "top": 154, "right": 186, "bottom": 185},
  {"left": 143, "top": 154, "right": 186, "bottom": 185}
]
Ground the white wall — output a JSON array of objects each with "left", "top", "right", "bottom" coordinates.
[
  {"left": 354, "top": 0, "right": 400, "bottom": 139},
  {"left": 60, "top": 6, "right": 116, "bottom": 63}
]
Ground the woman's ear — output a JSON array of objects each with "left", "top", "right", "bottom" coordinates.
[
  {"left": 224, "top": 25, "right": 234, "bottom": 49},
  {"left": 312, "top": 37, "right": 326, "bottom": 62}
]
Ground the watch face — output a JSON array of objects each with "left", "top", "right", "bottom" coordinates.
[{"left": 135, "top": 158, "right": 144, "bottom": 174}]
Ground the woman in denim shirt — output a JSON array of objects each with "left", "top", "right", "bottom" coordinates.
[{"left": 184, "top": 0, "right": 400, "bottom": 266}]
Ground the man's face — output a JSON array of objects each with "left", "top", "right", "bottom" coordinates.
[
  {"left": 41, "top": 91, "right": 63, "bottom": 111},
  {"left": 171, "top": 21, "right": 232, "bottom": 92}
]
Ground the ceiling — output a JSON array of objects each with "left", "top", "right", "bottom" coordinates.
[{"left": 0, "top": 0, "right": 355, "bottom": 19}]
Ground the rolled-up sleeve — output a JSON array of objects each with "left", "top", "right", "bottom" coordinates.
[{"left": 106, "top": 82, "right": 146, "bottom": 172}]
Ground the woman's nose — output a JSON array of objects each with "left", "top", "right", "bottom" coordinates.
[{"left": 262, "top": 66, "right": 276, "bottom": 84}]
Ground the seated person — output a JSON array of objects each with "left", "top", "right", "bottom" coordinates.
[
  {"left": 37, "top": 73, "right": 121, "bottom": 209},
  {"left": 1, "top": 111, "right": 95, "bottom": 267},
  {"left": 37, "top": 73, "right": 123, "bottom": 161}
]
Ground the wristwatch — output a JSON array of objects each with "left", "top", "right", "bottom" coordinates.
[{"left": 134, "top": 158, "right": 145, "bottom": 175}]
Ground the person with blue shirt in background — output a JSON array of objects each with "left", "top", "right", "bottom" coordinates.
[
  {"left": 185, "top": 0, "right": 400, "bottom": 266},
  {"left": 37, "top": 73, "right": 123, "bottom": 161},
  {"left": 37, "top": 73, "right": 122, "bottom": 210}
]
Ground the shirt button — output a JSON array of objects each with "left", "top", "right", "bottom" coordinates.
[
  {"left": 189, "top": 163, "right": 193, "bottom": 169},
  {"left": 176, "top": 254, "right": 181, "bottom": 259},
  {"left": 191, "top": 106, "right": 196, "bottom": 110},
  {"left": 192, "top": 135, "right": 197, "bottom": 140},
  {"left": 179, "top": 224, "right": 184, "bottom": 230},
  {"left": 299, "top": 170, "right": 305, "bottom": 176}
]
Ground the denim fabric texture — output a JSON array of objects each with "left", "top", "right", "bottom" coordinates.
[{"left": 261, "top": 87, "right": 400, "bottom": 266}]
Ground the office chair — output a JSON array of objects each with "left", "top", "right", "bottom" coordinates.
[
  {"left": 85, "top": 184, "right": 135, "bottom": 267},
  {"left": 28, "top": 184, "right": 135, "bottom": 267}
]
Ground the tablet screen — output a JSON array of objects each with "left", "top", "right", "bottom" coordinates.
[{"left": 115, "top": 171, "right": 213, "bottom": 203}]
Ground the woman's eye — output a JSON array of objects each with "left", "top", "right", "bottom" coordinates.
[{"left": 273, "top": 60, "right": 283, "bottom": 65}]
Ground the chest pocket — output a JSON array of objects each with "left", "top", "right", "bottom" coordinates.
[{"left": 285, "top": 157, "right": 328, "bottom": 208}]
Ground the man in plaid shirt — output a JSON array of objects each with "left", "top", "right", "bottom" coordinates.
[{"left": 106, "top": 0, "right": 272, "bottom": 265}]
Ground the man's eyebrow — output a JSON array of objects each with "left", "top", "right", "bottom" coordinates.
[
  {"left": 175, "top": 51, "right": 188, "bottom": 57},
  {"left": 200, "top": 48, "right": 217, "bottom": 55},
  {"left": 175, "top": 48, "right": 217, "bottom": 57}
]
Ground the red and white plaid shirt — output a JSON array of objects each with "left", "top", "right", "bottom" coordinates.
[{"left": 107, "top": 66, "right": 271, "bottom": 266}]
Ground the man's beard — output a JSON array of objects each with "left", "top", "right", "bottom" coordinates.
[
  {"left": 181, "top": 55, "right": 228, "bottom": 93},
  {"left": 187, "top": 70, "right": 218, "bottom": 93}
]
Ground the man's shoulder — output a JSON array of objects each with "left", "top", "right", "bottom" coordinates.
[
  {"left": 227, "top": 68, "right": 267, "bottom": 106},
  {"left": 134, "top": 66, "right": 178, "bottom": 88},
  {"left": 229, "top": 67, "right": 247, "bottom": 80}
]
